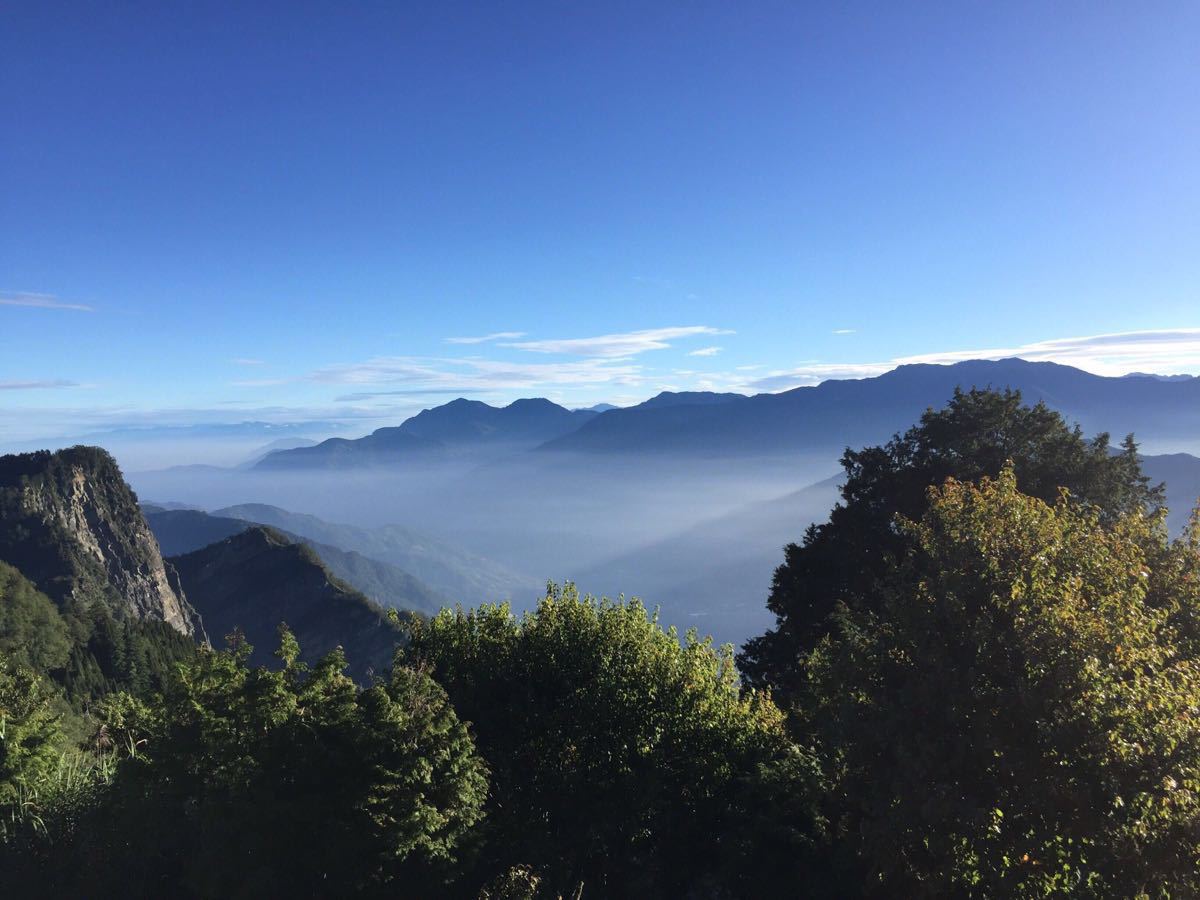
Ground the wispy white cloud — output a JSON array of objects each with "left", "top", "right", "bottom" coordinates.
[
  {"left": 231, "top": 357, "right": 266, "bottom": 366},
  {"left": 688, "top": 346, "right": 723, "bottom": 357},
  {"left": 504, "top": 326, "right": 731, "bottom": 358},
  {"left": 747, "top": 364, "right": 894, "bottom": 391},
  {"left": 444, "top": 331, "right": 527, "bottom": 345},
  {"left": 832, "top": 328, "right": 856, "bottom": 335},
  {"left": 311, "top": 354, "right": 645, "bottom": 392},
  {"left": 334, "top": 388, "right": 486, "bottom": 402},
  {"left": 0, "top": 379, "right": 81, "bottom": 391},
  {"left": 746, "top": 328, "right": 1200, "bottom": 392},
  {"left": 0, "top": 291, "right": 93, "bottom": 312}
]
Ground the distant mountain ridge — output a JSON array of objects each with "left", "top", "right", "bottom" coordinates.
[
  {"left": 257, "top": 398, "right": 596, "bottom": 469},
  {"left": 171, "top": 526, "right": 407, "bottom": 680},
  {"left": 212, "top": 503, "right": 535, "bottom": 604},
  {"left": 254, "top": 360, "right": 1200, "bottom": 471},
  {"left": 144, "top": 506, "right": 449, "bottom": 615},
  {"left": 542, "top": 359, "right": 1200, "bottom": 456}
]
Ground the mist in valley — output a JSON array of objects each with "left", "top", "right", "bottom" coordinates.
[{"left": 127, "top": 449, "right": 843, "bottom": 648}]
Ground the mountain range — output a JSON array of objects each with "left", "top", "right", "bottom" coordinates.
[
  {"left": 543, "top": 360, "right": 1200, "bottom": 457},
  {"left": 256, "top": 360, "right": 1200, "bottom": 471},
  {"left": 257, "top": 397, "right": 598, "bottom": 469}
]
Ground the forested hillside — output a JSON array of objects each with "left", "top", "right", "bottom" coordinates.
[
  {"left": 3, "top": 390, "right": 1200, "bottom": 897},
  {"left": 170, "top": 526, "right": 409, "bottom": 680}
]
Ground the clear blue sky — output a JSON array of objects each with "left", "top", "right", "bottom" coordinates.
[{"left": 3, "top": 2, "right": 1198, "bottom": 447}]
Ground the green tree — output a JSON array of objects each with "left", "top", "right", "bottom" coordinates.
[
  {"left": 406, "top": 584, "right": 826, "bottom": 897},
  {"left": 740, "top": 388, "right": 1163, "bottom": 700},
  {"left": 58, "top": 627, "right": 487, "bottom": 897},
  {"left": 805, "top": 469, "right": 1200, "bottom": 896},
  {"left": 0, "top": 659, "right": 63, "bottom": 805},
  {"left": 0, "top": 561, "right": 72, "bottom": 676}
]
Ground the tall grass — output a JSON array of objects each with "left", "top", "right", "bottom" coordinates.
[{"left": 1, "top": 748, "right": 118, "bottom": 845}]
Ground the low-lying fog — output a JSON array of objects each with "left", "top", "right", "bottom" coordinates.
[
  {"left": 108, "top": 438, "right": 1200, "bottom": 650},
  {"left": 128, "top": 452, "right": 843, "bottom": 649}
]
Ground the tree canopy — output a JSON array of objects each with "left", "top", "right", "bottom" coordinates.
[
  {"left": 34, "top": 628, "right": 489, "bottom": 897},
  {"left": 405, "top": 584, "right": 827, "bottom": 896},
  {"left": 802, "top": 468, "right": 1200, "bottom": 896},
  {"left": 740, "top": 387, "right": 1164, "bottom": 699}
]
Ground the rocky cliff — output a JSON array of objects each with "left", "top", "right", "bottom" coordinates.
[{"left": 0, "top": 446, "right": 202, "bottom": 638}]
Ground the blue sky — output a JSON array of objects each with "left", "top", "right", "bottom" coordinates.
[{"left": 3, "top": 2, "right": 1199, "bottom": 446}]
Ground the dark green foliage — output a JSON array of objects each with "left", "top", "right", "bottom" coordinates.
[
  {"left": 0, "top": 561, "right": 72, "bottom": 674},
  {"left": 19, "top": 630, "right": 488, "bottom": 897},
  {"left": 170, "top": 526, "right": 408, "bottom": 681},
  {"left": 0, "top": 559, "right": 195, "bottom": 709},
  {"left": 406, "top": 585, "right": 826, "bottom": 897},
  {"left": 57, "top": 603, "right": 197, "bottom": 705},
  {"left": 802, "top": 470, "right": 1200, "bottom": 896},
  {"left": 0, "top": 658, "right": 63, "bottom": 805},
  {"left": 740, "top": 388, "right": 1164, "bottom": 699}
]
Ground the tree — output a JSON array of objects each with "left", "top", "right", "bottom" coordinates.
[
  {"left": 0, "top": 561, "right": 72, "bottom": 676},
  {"left": 0, "top": 659, "right": 62, "bottom": 805},
  {"left": 59, "top": 627, "right": 488, "bottom": 896},
  {"left": 804, "top": 468, "right": 1200, "bottom": 896},
  {"left": 405, "top": 584, "right": 827, "bottom": 897},
  {"left": 740, "top": 388, "right": 1164, "bottom": 700}
]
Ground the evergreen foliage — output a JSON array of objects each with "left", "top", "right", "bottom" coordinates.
[
  {"left": 0, "top": 561, "right": 72, "bottom": 674},
  {"left": 406, "top": 585, "right": 826, "bottom": 896},
  {"left": 10, "top": 628, "right": 488, "bottom": 897},
  {"left": 0, "top": 658, "right": 62, "bottom": 806},
  {"left": 0, "top": 559, "right": 196, "bottom": 708}
]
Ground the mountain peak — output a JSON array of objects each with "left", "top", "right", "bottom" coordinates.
[
  {"left": 0, "top": 446, "right": 203, "bottom": 637},
  {"left": 171, "top": 525, "right": 404, "bottom": 681}
]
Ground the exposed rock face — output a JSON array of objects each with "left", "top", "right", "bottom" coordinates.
[
  {"left": 171, "top": 526, "right": 406, "bottom": 682},
  {"left": 0, "top": 446, "right": 202, "bottom": 638}
]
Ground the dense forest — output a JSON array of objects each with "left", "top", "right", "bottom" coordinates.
[{"left": 3, "top": 389, "right": 1200, "bottom": 897}]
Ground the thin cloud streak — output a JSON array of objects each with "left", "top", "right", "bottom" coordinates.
[
  {"left": 445, "top": 331, "right": 527, "bottom": 345},
  {"left": 311, "top": 355, "right": 645, "bottom": 392},
  {"left": 688, "top": 346, "right": 723, "bottom": 357},
  {"left": 0, "top": 379, "right": 81, "bottom": 391},
  {"left": 503, "top": 326, "right": 731, "bottom": 358},
  {"left": 0, "top": 292, "right": 94, "bottom": 312},
  {"left": 334, "top": 388, "right": 486, "bottom": 402}
]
